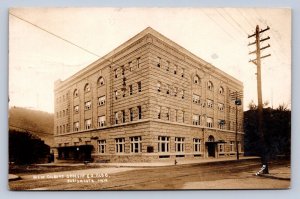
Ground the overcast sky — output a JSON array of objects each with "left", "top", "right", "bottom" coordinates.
[{"left": 9, "top": 8, "right": 291, "bottom": 113}]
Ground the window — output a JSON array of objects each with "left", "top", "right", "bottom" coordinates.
[
  {"left": 174, "top": 65, "right": 177, "bottom": 74},
  {"left": 60, "top": 126, "right": 62, "bottom": 134},
  {"left": 138, "top": 81, "right": 142, "bottom": 92},
  {"left": 166, "top": 85, "right": 170, "bottom": 94},
  {"left": 129, "top": 108, "right": 134, "bottom": 121},
  {"left": 193, "top": 114, "right": 200, "bottom": 125},
  {"left": 84, "top": 83, "right": 90, "bottom": 92},
  {"left": 193, "top": 138, "right": 201, "bottom": 152},
  {"left": 158, "top": 136, "right": 170, "bottom": 152},
  {"left": 137, "top": 57, "right": 141, "bottom": 68},
  {"left": 207, "top": 81, "right": 214, "bottom": 91},
  {"left": 129, "top": 85, "right": 133, "bottom": 95},
  {"left": 115, "top": 112, "right": 119, "bottom": 124},
  {"left": 114, "top": 69, "right": 118, "bottom": 78},
  {"left": 129, "top": 61, "right": 133, "bottom": 71},
  {"left": 63, "top": 110, "right": 65, "bottom": 117},
  {"left": 85, "top": 101, "right": 91, "bottom": 110},
  {"left": 66, "top": 108, "right": 68, "bottom": 115},
  {"left": 74, "top": 122, "right": 79, "bottom": 131},
  {"left": 166, "top": 61, "right": 170, "bottom": 71},
  {"left": 175, "top": 109, "right": 178, "bottom": 122},
  {"left": 166, "top": 108, "right": 170, "bottom": 120},
  {"left": 181, "top": 68, "right": 184, "bottom": 77},
  {"left": 181, "top": 90, "right": 185, "bottom": 99},
  {"left": 207, "top": 117, "right": 213, "bottom": 128},
  {"left": 157, "top": 106, "right": 161, "bottom": 119},
  {"left": 115, "top": 138, "right": 125, "bottom": 153},
  {"left": 98, "top": 96, "right": 106, "bottom": 106},
  {"left": 218, "top": 143, "right": 225, "bottom": 153},
  {"left": 175, "top": 137, "right": 185, "bottom": 152},
  {"left": 115, "top": 90, "right": 118, "bottom": 100},
  {"left": 218, "top": 103, "right": 224, "bottom": 111},
  {"left": 74, "top": 105, "right": 79, "bottom": 113},
  {"left": 218, "top": 119, "right": 225, "bottom": 129},
  {"left": 207, "top": 99, "right": 214, "bottom": 108},
  {"left": 73, "top": 89, "right": 78, "bottom": 97},
  {"left": 219, "top": 86, "right": 224, "bottom": 94},
  {"left": 192, "top": 94, "right": 200, "bottom": 104},
  {"left": 138, "top": 106, "right": 142, "bottom": 120},
  {"left": 98, "top": 140, "right": 106, "bottom": 153},
  {"left": 157, "top": 57, "right": 161, "bottom": 67},
  {"left": 122, "top": 110, "right": 126, "bottom": 123},
  {"left": 63, "top": 125, "right": 65, "bottom": 133},
  {"left": 182, "top": 111, "right": 185, "bottom": 123},
  {"left": 121, "top": 66, "right": 125, "bottom": 75},
  {"left": 174, "top": 87, "right": 178, "bottom": 97},
  {"left": 230, "top": 141, "right": 235, "bottom": 152},
  {"left": 98, "top": 77, "right": 105, "bottom": 86},
  {"left": 194, "top": 75, "right": 200, "bottom": 84},
  {"left": 130, "top": 136, "right": 142, "bottom": 153},
  {"left": 98, "top": 116, "right": 106, "bottom": 127},
  {"left": 85, "top": 119, "right": 91, "bottom": 130},
  {"left": 157, "top": 82, "right": 161, "bottom": 92},
  {"left": 66, "top": 124, "right": 69, "bottom": 132}
]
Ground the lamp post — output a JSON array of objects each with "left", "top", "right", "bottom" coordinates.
[{"left": 231, "top": 91, "right": 242, "bottom": 160}]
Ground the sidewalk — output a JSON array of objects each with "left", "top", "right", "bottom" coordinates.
[{"left": 39, "top": 156, "right": 260, "bottom": 167}]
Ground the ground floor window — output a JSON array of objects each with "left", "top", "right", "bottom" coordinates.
[
  {"left": 98, "top": 140, "right": 106, "bottom": 153},
  {"left": 115, "top": 138, "right": 125, "bottom": 153},
  {"left": 175, "top": 137, "right": 185, "bottom": 152},
  {"left": 230, "top": 141, "right": 235, "bottom": 152},
  {"left": 218, "top": 143, "right": 225, "bottom": 153},
  {"left": 130, "top": 136, "right": 142, "bottom": 153},
  {"left": 158, "top": 136, "right": 170, "bottom": 152},
  {"left": 193, "top": 138, "right": 201, "bottom": 152}
]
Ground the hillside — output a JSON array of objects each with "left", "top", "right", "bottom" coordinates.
[{"left": 9, "top": 107, "right": 54, "bottom": 147}]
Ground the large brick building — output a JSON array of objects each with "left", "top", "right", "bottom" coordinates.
[{"left": 53, "top": 27, "right": 244, "bottom": 163}]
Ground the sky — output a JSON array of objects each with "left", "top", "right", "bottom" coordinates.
[{"left": 8, "top": 8, "right": 291, "bottom": 113}]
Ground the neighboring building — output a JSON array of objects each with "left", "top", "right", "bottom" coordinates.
[{"left": 53, "top": 27, "right": 244, "bottom": 163}]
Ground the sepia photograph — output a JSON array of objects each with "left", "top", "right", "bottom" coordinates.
[{"left": 8, "top": 7, "right": 291, "bottom": 190}]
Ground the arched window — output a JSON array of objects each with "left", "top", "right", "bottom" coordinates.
[
  {"left": 219, "top": 86, "right": 224, "bottom": 94},
  {"left": 157, "top": 82, "right": 161, "bottom": 92},
  {"left": 84, "top": 83, "right": 91, "bottom": 93},
  {"left": 98, "top": 77, "right": 105, "bottom": 86},
  {"left": 208, "top": 135, "right": 215, "bottom": 142},
  {"left": 73, "top": 89, "right": 78, "bottom": 97},
  {"left": 207, "top": 81, "right": 213, "bottom": 91},
  {"left": 194, "top": 75, "right": 200, "bottom": 84}
]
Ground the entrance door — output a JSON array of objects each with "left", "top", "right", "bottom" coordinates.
[{"left": 207, "top": 143, "right": 215, "bottom": 157}]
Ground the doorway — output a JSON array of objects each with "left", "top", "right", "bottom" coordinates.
[{"left": 207, "top": 143, "right": 215, "bottom": 157}]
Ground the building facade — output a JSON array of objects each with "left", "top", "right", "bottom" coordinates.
[{"left": 53, "top": 27, "right": 244, "bottom": 163}]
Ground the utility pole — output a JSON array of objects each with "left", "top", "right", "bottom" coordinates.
[
  {"left": 248, "top": 25, "right": 271, "bottom": 174},
  {"left": 230, "top": 91, "right": 242, "bottom": 160}
]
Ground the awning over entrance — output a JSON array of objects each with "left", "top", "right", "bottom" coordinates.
[{"left": 205, "top": 140, "right": 226, "bottom": 145}]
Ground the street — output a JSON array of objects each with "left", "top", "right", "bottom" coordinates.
[{"left": 9, "top": 159, "right": 290, "bottom": 190}]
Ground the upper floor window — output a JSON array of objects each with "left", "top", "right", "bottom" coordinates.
[
  {"left": 138, "top": 106, "right": 142, "bottom": 120},
  {"left": 85, "top": 119, "right": 92, "bottom": 130},
  {"left": 219, "top": 86, "right": 224, "bottom": 94},
  {"left": 157, "top": 82, "right": 161, "bottom": 92},
  {"left": 174, "top": 87, "right": 178, "bottom": 97},
  {"left": 114, "top": 69, "right": 118, "bottom": 78},
  {"left": 74, "top": 121, "right": 79, "bottom": 131},
  {"left": 181, "top": 68, "right": 184, "bottom": 77},
  {"left": 218, "top": 119, "right": 225, "bottom": 129},
  {"left": 138, "top": 81, "right": 142, "bottom": 92},
  {"left": 98, "top": 116, "right": 106, "bottom": 127},
  {"left": 137, "top": 57, "right": 141, "bottom": 68},
  {"left": 85, "top": 101, "right": 91, "bottom": 110},
  {"left": 174, "top": 65, "right": 177, "bottom": 75},
  {"left": 98, "top": 96, "right": 106, "bottom": 106},
  {"left": 157, "top": 57, "right": 161, "bottom": 68},
  {"left": 84, "top": 83, "right": 91, "bottom": 93},
  {"left": 129, "top": 85, "right": 133, "bottom": 95},
  {"left": 218, "top": 103, "right": 224, "bottom": 111},
  {"left": 115, "top": 90, "right": 118, "bottom": 100},
  {"left": 166, "top": 84, "right": 170, "bottom": 94},
  {"left": 98, "top": 77, "right": 105, "bottom": 86},
  {"left": 194, "top": 75, "right": 200, "bottom": 84},
  {"left": 73, "top": 89, "right": 78, "bottom": 97},
  {"left": 157, "top": 106, "right": 161, "bottom": 119},
  {"left": 115, "top": 112, "right": 119, "bottom": 124},
  {"left": 193, "top": 114, "right": 200, "bottom": 125},
  {"left": 166, "top": 61, "right": 170, "bottom": 71},
  {"left": 121, "top": 66, "right": 125, "bottom": 75},
  {"left": 207, "top": 117, "right": 213, "bottom": 128},
  {"left": 122, "top": 110, "right": 126, "bottom": 123},
  {"left": 129, "top": 61, "right": 133, "bottom": 71},
  {"left": 207, "top": 81, "right": 214, "bottom": 91},
  {"left": 129, "top": 108, "right": 134, "bottom": 121},
  {"left": 181, "top": 90, "right": 185, "bottom": 99},
  {"left": 74, "top": 105, "right": 79, "bottom": 113},
  {"left": 207, "top": 99, "right": 214, "bottom": 108},
  {"left": 166, "top": 108, "right": 170, "bottom": 121},
  {"left": 192, "top": 94, "right": 200, "bottom": 104}
]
